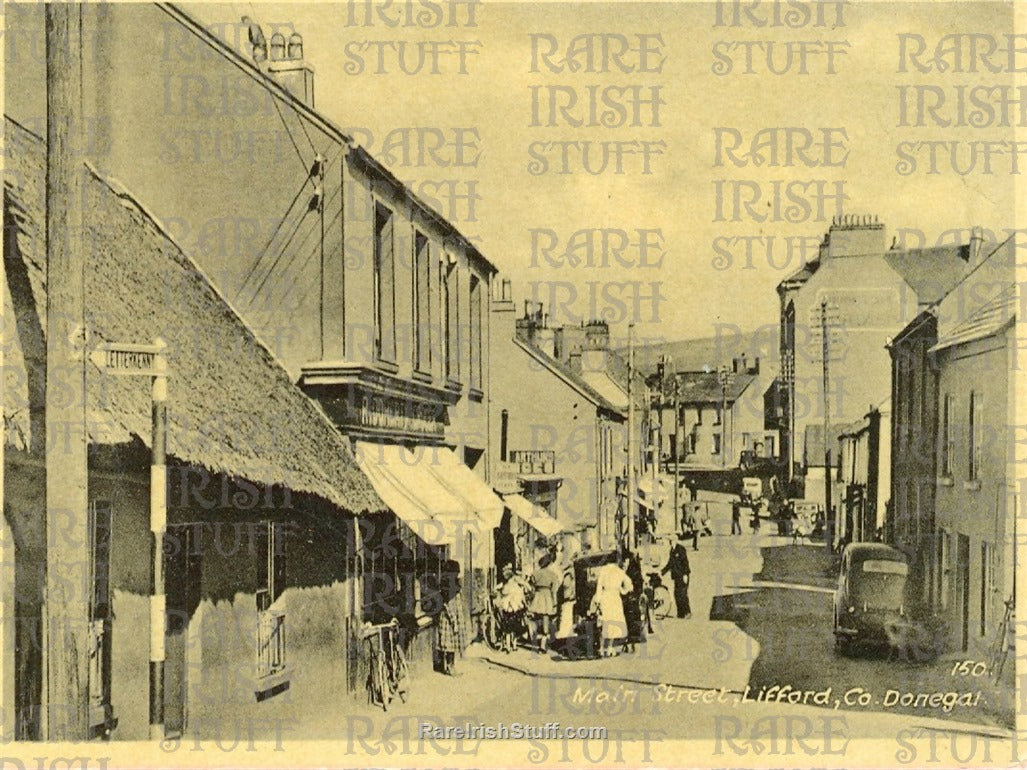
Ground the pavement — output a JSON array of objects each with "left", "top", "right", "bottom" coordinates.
[{"left": 176, "top": 493, "right": 1015, "bottom": 748}]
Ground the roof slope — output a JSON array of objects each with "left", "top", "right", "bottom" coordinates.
[
  {"left": 620, "top": 331, "right": 779, "bottom": 379},
  {"left": 512, "top": 337, "right": 625, "bottom": 416},
  {"left": 669, "top": 371, "right": 756, "bottom": 404},
  {"left": 931, "top": 284, "right": 1017, "bottom": 353},
  {"left": 883, "top": 244, "right": 969, "bottom": 304},
  {"left": 3, "top": 117, "right": 385, "bottom": 514}
]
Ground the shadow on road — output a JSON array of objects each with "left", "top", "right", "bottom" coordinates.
[{"left": 709, "top": 543, "right": 1014, "bottom": 731}]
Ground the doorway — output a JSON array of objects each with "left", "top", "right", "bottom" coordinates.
[{"left": 955, "top": 533, "right": 970, "bottom": 652}]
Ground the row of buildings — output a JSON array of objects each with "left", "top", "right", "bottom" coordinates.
[
  {"left": 1, "top": 3, "right": 649, "bottom": 741},
  {"left": 771, "top": 215, "right": 1018, "bottom": 663}
]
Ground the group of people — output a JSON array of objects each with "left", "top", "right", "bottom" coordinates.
[{"left": 493, "top": 553, "right": 571, "bottom": 654}]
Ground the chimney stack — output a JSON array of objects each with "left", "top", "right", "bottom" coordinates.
[{"left": 266, "top": 25, "right": 315, "bottom": 108}]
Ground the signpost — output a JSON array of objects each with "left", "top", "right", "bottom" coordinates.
[{"left": 92, "top": 339, "right": 169, "bottom": 740}]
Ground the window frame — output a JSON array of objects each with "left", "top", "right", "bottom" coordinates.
[
  {"left": 413, "top": 229, "right": 432, "bottom": 375},
  {"left": 468, "top": 273, "right": 482, "bottom": 391},
  {"left": 373, "top": 202, "right": 397, "bottom": 365},
  {"left": 941, "top": 393, "right": 954, "bottom": 477},
  {"left": 968, "top": 390, "right": 982, "bottom": 482}
]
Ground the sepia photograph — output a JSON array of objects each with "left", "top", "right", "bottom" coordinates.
[{"left": 0, "top": 0, "right": 1023, "bottom": 766}]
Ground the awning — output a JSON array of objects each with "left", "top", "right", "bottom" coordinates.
[
  {"left": 353, "top": 442, "right": 484, "bottom": 548},
  {"left": 636, "top": 474, "right": 676, "bottom": 510},
  {"left": 423, "top": 447, "right": 505, "bottom": 530},
  {"left": 503, "top": 493, "right": 565, "bottom": 537}
]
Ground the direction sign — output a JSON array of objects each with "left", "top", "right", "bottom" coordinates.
[{"left": 90, "top": 340, "right": 166, "bottom": 376}]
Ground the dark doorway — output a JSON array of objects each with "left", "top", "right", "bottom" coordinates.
[{"left": 164, "top": 524, "right": 202, "bottom": 736}]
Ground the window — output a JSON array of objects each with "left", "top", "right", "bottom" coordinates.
[
  {"left": 414, "top": 231, "right": 431, "bottom": 373},
  {"left": 374, "top": 203, "right": 396, "bottom": 363},
  {"left": 687, "top": 432, "right": 697, "bottom": 455},
  {"left": 255, "top": 521, "right": 287, "bottom": 611},
  {"left": 444, "top": 258, "right": 459, "bottom": 382},
  {"left": 741, "top": 433, "right": 751, "bottom": 451},
  {"left": 941, "top": 393, "right": 954, "bottom": 477},
  {"left": 968, "top": 391, "right": 982, "bottom": 481},
  {"left": 469, "top": 275, "right": 482, "bottom": 390},
  {"left": 255, "top": 522, "right": 288, "bottom": 687},
  {"left": 712, "top": 433, "right": 721, "bottom": 455},
  {"left": 981, "top": 542, "right": 994, "bottom": 636},
  {"left": 714, "top": 406, "right": 722, "bottom": 426},
  {"left": 765, "top": 436, "right": 775, "bottom": 458}
]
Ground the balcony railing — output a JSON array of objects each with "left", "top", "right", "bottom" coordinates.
[{"left": 256, "top": 609, "right": 286, "bottom": 680}]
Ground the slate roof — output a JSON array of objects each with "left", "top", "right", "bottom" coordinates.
[
  {"left": 662, "top": 371, "right": 756, "bottom": 405},
  {"left": 3, "top": 116, "right": 386, "bottom": 514},
  {"left": 883, "top": 244, "right": 970, "bottom": 304},
  {"left": 931, "top": 284, "right": 1017, "bottom": 353},
  {"left": 511, "top": 337, "right": 626, "bottom": 417}
]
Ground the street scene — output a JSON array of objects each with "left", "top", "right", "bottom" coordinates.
[{"left": 1, "top": 0, "right": 1022, "bottom": 766}]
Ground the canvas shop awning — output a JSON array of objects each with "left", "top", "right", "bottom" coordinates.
[
  {"left": 502, "top": 493, "right": 566, "bottom": 538},
  {"left": 354, "top": 442, "right": 503, "bottom": 548}
]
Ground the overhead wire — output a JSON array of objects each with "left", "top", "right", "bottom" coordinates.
[
  {"left": 244, "top": 147, "right": 344, "bottom": 309},
  {"left": 257, "top": 181, "right": 343, "bottom": 305},
  {"left": 236, "top": 177, "right": 312, "bottom": 294}
]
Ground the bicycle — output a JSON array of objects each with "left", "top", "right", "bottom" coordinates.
[
  {"left": 478, "top": 598, "right": 503, "bottom": 651},
  {"left": 643, "top": 572, "right": 671, "bottom": 632},
  {"left": 988, "top": 597, "right": 1014, "bottom": 681},
  {"left": 364, "top": 619, "right": 409, "bottom": 711}
]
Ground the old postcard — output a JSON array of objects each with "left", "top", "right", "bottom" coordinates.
[{"left": 0, "top": 0, "right": 1023, "bottom": 767}]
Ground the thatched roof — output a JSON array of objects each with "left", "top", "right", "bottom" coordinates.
[{"left": 3, "top": 117, "right": 385, "bottom": 514}]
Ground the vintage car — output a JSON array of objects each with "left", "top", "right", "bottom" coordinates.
[
  {"left": 549, "top": 549, "right": 647, "bottom": 660},
  {"left": 833, "top": 542, "right": 911, "bottom": 653}
]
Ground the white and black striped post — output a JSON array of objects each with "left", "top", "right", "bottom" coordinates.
[{"left": 149, "top": 338, "right": 168, "bottom": 740}]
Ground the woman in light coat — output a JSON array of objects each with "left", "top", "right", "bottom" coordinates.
[{"left": 589, "top": 556, "right": 633, "bottom": 657}]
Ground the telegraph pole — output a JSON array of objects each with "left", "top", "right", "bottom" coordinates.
[
  {"left": 626, "top": 325, "right": 636, "bottom": 551},
  {"left": 44, "top": 3, "right": 91, "bottom": 740},
  {"left": 784, "top": 351, "right": 795, "bottom": 482},
  {"left": 821, "top": 299, "right": 833, "bottom": 553}
]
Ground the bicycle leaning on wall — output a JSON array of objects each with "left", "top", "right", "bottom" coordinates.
[{"left": 364, "top": 618, "right": 410, "bottom": 711}]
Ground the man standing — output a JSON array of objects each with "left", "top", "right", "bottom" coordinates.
[
  {"left": 661, "top": 535, "right": 692, "bottom": 619},
  {"left": 731, "top": 501, "right": 743, "bottom": 535}
]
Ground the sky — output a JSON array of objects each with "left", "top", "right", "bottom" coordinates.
[{"left": 189, "top": 1, "right": 1019, "bottom": 350}]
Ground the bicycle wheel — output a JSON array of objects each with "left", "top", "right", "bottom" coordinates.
[
  {"left": 482, "top": 609, "right": 502, "bottom": 651},
  {"left": 388, "top": 639, "right": 410, "bottom": 702},
  {"left": 366, "top": 650, "right": 383, "bottom": 707},
  {"left": 639, "top": 593, "right": 656, "bottom": 636},
  {"left": 377, "top": 654, "right": 393, "bottom": 711},
  {"left": 653, "top": 586, "right": 672, "bottom": 618}
]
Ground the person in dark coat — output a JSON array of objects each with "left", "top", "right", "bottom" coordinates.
[
  {"left": 661, "top": 535, "right": 692, "bottom": 618},
  {"left": 731, "top": 502, "right": 743, "bottom": 535},
  {"left": 437, "top": 563, "right": 471, "bottom": 675},
  {"left": 622, "top": 551, "right": 645, "bottom": 651}
]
